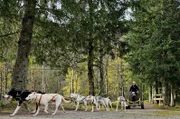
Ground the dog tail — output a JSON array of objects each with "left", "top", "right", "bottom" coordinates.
[{"left": 62, "top": 97, "right": 71, "bottom": 103}]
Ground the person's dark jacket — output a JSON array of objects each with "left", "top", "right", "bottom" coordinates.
[{"left": 129, "top": 85, "right": 139, "bottom": 93}]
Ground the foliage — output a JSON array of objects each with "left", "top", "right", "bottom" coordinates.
[
  {"left": 127, "top": 0, "right": 180, "bottom": 87},
  {"left": 0, "top": 0, "right": 141, "bottom": 99}
]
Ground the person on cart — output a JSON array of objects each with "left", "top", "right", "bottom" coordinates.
[{"left": 129, "top": 81, "right": 139, "bottom": 101}]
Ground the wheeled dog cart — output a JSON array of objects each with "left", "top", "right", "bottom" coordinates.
[{"left": 126, "top": 92, "right": 144, "bottom": 109}]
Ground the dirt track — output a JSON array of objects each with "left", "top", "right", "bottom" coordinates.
[{"left": 0, "top": 104, "right": 180, "bottom": 119}]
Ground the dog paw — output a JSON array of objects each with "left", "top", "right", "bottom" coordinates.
[
  {"left": 33, "top": 114, "right": 37, "bottom": 116},
  {"left": 31, "top": 110, "right": 36, "bottom": 114},
  {"left": 44, "top": 111, "right": 49, "bottom": 113}
]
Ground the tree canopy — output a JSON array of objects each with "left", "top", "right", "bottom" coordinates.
[
  {"left": 127, "top": 0, "right": 180, "bottom": 98},
  {"left": 0, "top": 0, "right": 179, "bottom": 105}
]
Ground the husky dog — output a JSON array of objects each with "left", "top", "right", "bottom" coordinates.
[
  {"left": 85, "top": 95, "right": 99, "bottom": 112},
  {"left": 70, "top": 93, "right": 100, "bottom": 112},
  {"left": 103, "top": 97, "right": 113, "bottom": 110},
  {"left": 116, "top": 96, "right": 127, "bottom": 111},
  {"left": 69, "top": 93, "right": 88, "bottom": 111},
  {"left": 96, "top": 96, "right": 108, "bottom": 111}
]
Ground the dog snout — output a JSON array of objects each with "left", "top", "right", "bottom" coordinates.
[
  {"left": 25, "top": 97, "right": 30, "bottom": 101},
  {"left": 4, "top": 95, "right": 10, "bottom": 100},
  {"left": 4, "top": 94, "right": 9, "bottom": 98}
]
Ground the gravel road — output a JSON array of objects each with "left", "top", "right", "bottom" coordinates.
[{"left": 0, "top": 104, "right": 180, "bottom": 119}]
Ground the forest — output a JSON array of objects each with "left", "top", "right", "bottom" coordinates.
[{"left": 0, "top": 0, "right": 179, "bottom": 107}]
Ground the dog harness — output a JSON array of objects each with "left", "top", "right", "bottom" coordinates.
[
  {"left": 80, "top": 95, "right": 88, "bottom": 102},
  {"left": 38, "top": 94, "right": 43, "bottom": 106},
  {"left": 38, "top": 94, "right": 58, "bottom": 105},
  {"left": 49, "top": 94, "right": 58, "bottom": 103}
]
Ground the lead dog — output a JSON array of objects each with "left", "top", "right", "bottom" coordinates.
[
  {"left": 116, "top": 96, "right": 127, "bottom": 111},
  {"left": 4, "top": 89, "right": 44, "bottom": 116},
  {"left": 26, "top": 92, "right": 70, "bottom": 116}
]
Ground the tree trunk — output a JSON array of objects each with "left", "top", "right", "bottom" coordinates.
[
  {"left": 117, "top": 59, "right": 121, "bottom": 96},
  {"left": 163, "top": 82, "right": 170, "bottom": 105},
  {"left": 88, "top": 40, "right": 95, "bottom": 95},
  {"left": 149, "top": 86, "right": 152, "bottom": 103},
  {"left": 30, "top": 69, "right": 34, "bottom": 90},
  {"left": 11, "top": 0, "right": 36, "bottom": 90},
  {"left": 4, "top": 62, "right": 8, "bottom": 93},
  {"left": 75, "top": 74, "right": 78, "bottom": 93},
  {"left": 170, "top": 86, "right": 175, "bottom": 106},
  {"left": 99, "top": 40, "right": 105, "bottom": 96},
  {"left": 70, "top": 67, "right": 74, "bottom": 93},
  {"left": 155, "top": 80, "right": 159, "bottom": 103},
  {"left": 105, "top": 57, "right": 109, "bottom": 96},
  {"left": 87, "top": 0, "right": 95, "bottom": 96},
  {"left": 120, "top": 58, "right": 124, "bottom": 96},
  {"left": 41, "top": 63, "right": 46, "bottom": 92},
  {"left": 0, "top": 72, "right": 2, "bottom": 100}
]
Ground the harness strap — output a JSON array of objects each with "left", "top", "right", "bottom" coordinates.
[
  {"left": 80, "top": 95, "right": 88, "bottom": 102},
  {"left": 38, "top": 94, "right": 43, "bottom": 106},
  {"left": 49, "top": 94, "right": 58, "bottom": 102}
]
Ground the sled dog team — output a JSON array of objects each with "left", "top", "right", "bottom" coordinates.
[{"left": 4, "top": 89, "right": 127, "bottom": 116}]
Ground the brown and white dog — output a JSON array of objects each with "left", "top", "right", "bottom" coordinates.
[
  {"left": 116, "top": 96, "right": 127, "bottom": 111},
  {"left": 26, "top": 92, "right": 70, "bottom": 116}
]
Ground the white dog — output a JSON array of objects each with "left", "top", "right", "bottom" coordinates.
[
  {"left": 26, "top": 92, "right": 70, "bottom": 116},
  {"left": 85, "top": 95, "right": 99, "bottom": 112},
  {"left": 69, "top": 93, "right": 89, "bottom": 111},
  {"left": 96, "top": 96, "right": 108, "bottom": 111},
  {"left": 103, "top": 97, "right": 113, "bottom": 110},
  {"left": 116, "top": 96, "right": 127, "bottom": 111},
  {"left": 69, "top": 93, "right": 99, "bottom": 112}
]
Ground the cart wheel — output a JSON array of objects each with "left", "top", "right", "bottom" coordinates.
[{"left": 141, "top": 102, "right": 144, "bottom": 109}]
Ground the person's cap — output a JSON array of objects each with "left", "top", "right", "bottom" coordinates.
[{"left": 133, "top": 81, "right": 136, "bottom": 84}]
